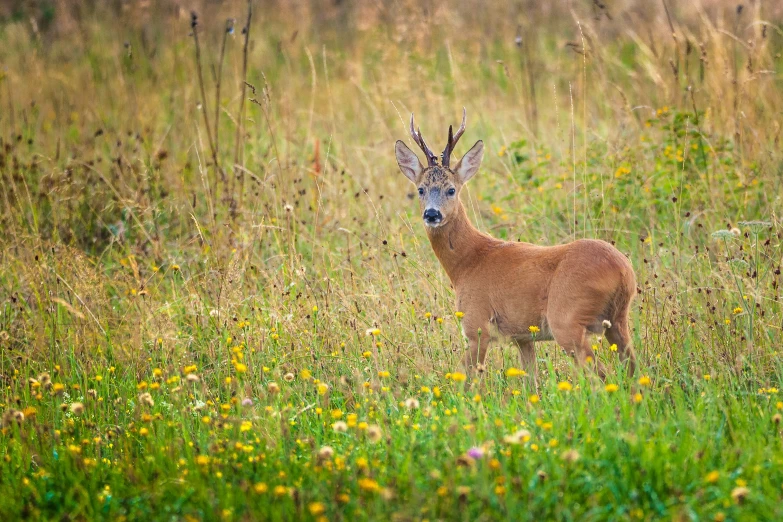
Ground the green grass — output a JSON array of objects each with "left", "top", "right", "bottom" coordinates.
[{"left": 1, "top": 1, "right": 783, "bottom": 520}]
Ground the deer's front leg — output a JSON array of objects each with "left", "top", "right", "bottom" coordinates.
[{"left": 461, "top": 317, "right": 492, "bottom": 377}]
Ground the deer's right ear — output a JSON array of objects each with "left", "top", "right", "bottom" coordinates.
[{"left": 395, "top": 140, "right": 424, "bottom": 183}]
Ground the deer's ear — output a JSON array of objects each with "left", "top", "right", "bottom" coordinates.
[
  {"left": 454, "top": 140, "right": 484, "bottom": 184},
  {"left": 395, "top": 140, "right": 424, "bottom": 183}
]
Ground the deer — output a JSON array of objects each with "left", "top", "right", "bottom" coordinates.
[{"left": 394, "top": 109, "right": 637, "bottom": 387}]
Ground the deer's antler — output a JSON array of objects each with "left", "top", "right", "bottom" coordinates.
[
  {"left": 410, "top": 113, "right": 438, "bottom": 167},
  {"left": 441, "top": 107, "right": 467, "bottom": 168}
]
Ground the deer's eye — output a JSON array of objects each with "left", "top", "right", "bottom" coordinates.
[
  {"left": 418, "top": 188, "right": 425, "bottom": 196},
  {"left": 447, "top": 187, "right": 456, "bottom": 196}
]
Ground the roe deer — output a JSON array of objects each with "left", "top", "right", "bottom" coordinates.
[{"left": 395, "top": 109, "right": 637, "bottom": 386}]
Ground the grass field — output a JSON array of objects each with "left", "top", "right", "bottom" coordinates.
[{"left": 2, "top": 1, "right": 783, "bottom": 520}]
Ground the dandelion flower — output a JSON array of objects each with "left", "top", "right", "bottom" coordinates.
[
  {"left": 404, "top": 398, "right": 420, "bottom": 409},
  {"left": 505, "top": 368, "right": 526, "bottom": 378},
  {"left": 317, "top": 446, "right": 334, "bottom": 460},
  {"left": 605, "top": 383, "right": 619, "bottom": 393},
  {"left": 253, "top": 483, "right": 268, "bottom": 494},
  {"left": 186, "top": 373, "right": 200, "bottom": 383},
  {"left": 561, "top": 449, "right": 580, "bottom": 463},
  {"left": 450, "top": 372, "right": 467, "bottom": 382},
  {"left": 267, "top": 382, "right": 280, "bottom": 394},
  {"left": 528, "top": 325, "right": 540, "bottom": 334},
  {"left": 731, "top": 486, "right": 750, "bottom": 504},
  {"left": 529, "top": 394, "right": 540, "bottom": 404},
  {"left": 332, "top": 421, "right": 348, "bottom": 433},
  {"left": 557, "top": 381, "right": 572, "bottom": 392},
  {"left": 308, "top": 503, "right": 326, "bottom": 516},
  {"left": 138, "top": 393, "right": 154, "bottom": 407},
  {"left": 283, "top": 372, "right": 294, "bottom": 382},
  {"left": 638, "top": 376, "right": 651, "bottom": 387},
  {"left": 455, "top": 311, "right": 464, "bottom": 319},
  {"left": 70, "top": 402, "right": 85, "bottom": 416},
  {"left": 704, "top": 470, "right": 720, "bottom": 483}
]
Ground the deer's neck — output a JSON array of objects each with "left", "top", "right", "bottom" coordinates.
[{"left": 426, "top": 203, "right": 493, "bottom": 286}]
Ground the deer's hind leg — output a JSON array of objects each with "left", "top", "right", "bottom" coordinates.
[{"left": 549, "top": 316, "right": 608, "bottom": 380}]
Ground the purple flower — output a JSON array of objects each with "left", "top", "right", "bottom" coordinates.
[
  {"left": 467, "top": 447, "right": 484, "bottom": 459},
  {"left": 241, "top": 397, "right": 253, "bottom": 407}
]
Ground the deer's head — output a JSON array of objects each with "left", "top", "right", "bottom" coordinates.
[{"left": 395, "top": 108, "right": 484, "bottom": 228}]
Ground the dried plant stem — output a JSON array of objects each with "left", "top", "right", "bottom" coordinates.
[
  {"left": 191, "top": 15, "right": 220, "bottom": 191},
  {"left": 235, "top": 0, "right": 253, "bottom": 211}
]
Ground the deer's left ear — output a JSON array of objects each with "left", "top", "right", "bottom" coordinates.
[
  {"left": 395, "top": 140, "right": 424, "bottom": 182},
  {"left": 454, "top": 140, "right": 484, "bottom": 184}
]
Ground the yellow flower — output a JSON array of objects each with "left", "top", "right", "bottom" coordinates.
[
  {"left": 273, "top": 485, "right": 288, "bottom": 497},
  {"left": 450, "top": 372, "right": 467, "bottom": 382},
  {"left": 529, "top": 394, "right": 540, "bottom": 404},
  {"left": 378, "top": 371, "right": 390, "bottom": 378},
  {"left": 139, "top": 427, "right": 149, "bottom": 436},
  {"left": 235, "top": 363, "right": 247, "bottom": 374},
  {"left": 362, "top": 351, "right": 372, "bottom": 359},
  {"left": 609, "top": 344, "right": 618, "bottom": 352},
  {"left": 703, "top": 374, "right": 711, "bottom": 381},
  {"left": 528, "top": 325, "right": 540, "bottom": 334},
  {"left": 633, "top": 393, "right": 643, "bottom": 403},
  {"left": 196, "top": 455, "right": 210, "bottom": 466},
  {"left": 557, "top": 381, "right": 572, "bottom": 392},
  {"left": 308, "top": 502, "right": 326, "bottom": 516},
  {"left": 733, "top": 307, "right": 743, "bottom": 314},
  {"left": 455, "top": 311, "right": 464, "bottom": 319},
  {"left": 330, "top": 409, "right": 343, "bottom": 419},
  {"left": 505, "top": 367, "right": 526, "bottom": 378},
  {"left": 605, "top": 383, "right": 619, "bottom": 393},
  {"left": 358, "top": 478, "right": 380, "bottom": 492},
  {"left": 638, "top": 376, "right": 651, "bottom": 387},
  {"left": 312, "top": 306, "right": 318, "bottom": 313},
  {"left": 300, "top": 369, "right": 312, "bottom": 380},
  {"left": 704, "top": 471, "right": 720, "bottom": 483},
  {"left": 317, "top": 383, "right": 329, "bottom": 395}
]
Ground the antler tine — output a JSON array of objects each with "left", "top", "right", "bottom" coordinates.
[
  {"left": 409, "top": 113, "right": 438, "bottom": 166},
  {"left": 442, "top": 107, "right": 467, "bottom": 168}
]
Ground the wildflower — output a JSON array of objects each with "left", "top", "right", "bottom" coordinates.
[
  {"left": 450, "top": 372, "right": 467, "bottom": 382},
  {"left": 467, "top": 447, "right": 485, "bottom": 459},
  {"left": 404, "top": 398, "right": 420, "bottom": 409},
  {"left": 455, "top": 311, "right": 464, "bottom": 319},
  {"left": 309, "top": 503, "right": 326, "bottom": 516},
  {"left": 273, "top": 485, "right": 288, "bottom": 497},
  {"left": 267, "top": 382, "right": 280, "bottom": 394},
  {"left": 528, "top": 325, "right": 540, "bottom": 334},
  {"left": 283, "top": 373, "right": 294, "bottom": 382},
  {"left": 196, "top": 455, "right": 210, "bottom": 466},
  {"left": 705, "top": 470, "right": 720, "bottom": 483},
  {"left": 186, "top": 373, "right": 200, "bottom": 383},
  {"left": 505, "top": 368, "right": 526, "bottom": 378},
  {"left": 317, "top": 383, "right": 329, "bottom": 395},
  {"left": 235, "top": 363, "right": 248, "bottom": 374},
  {"left": 503, "top": 429, "right": 531, "bottom": 445},
  {"left": 139, "top": 427, "right": 149, "bottom": 437},
  {"left": 561, "top": 449, "right": 580, "bottom": 463},
  {"left": 731, "top": 486, "right": 750, "bottom": 504},
  {"left": 70, "top": 402, "right": 85, "bottom": 416},
  {"left": 52, "top": 383, "right": 65, "bottom": 395},
  {"left": 312, "top": 305, "right": 318, "bottom": 313},
  {"left": 331, "top": 409, "right": 343, "bottom": 419},
  {"left": 300, "top": 369, "right": 312, "bottom": 380},
  {"left": 366, "top": 328, "right": 381, "bottom": 337},
  {"left": 317, "top": 446, "right": 334, "bottom": 460},
  {"left": 557, "top": 381, "right": 572, "bottom": 392},
  {"left": 609, "top": 344, "right": 618, "bottom": 352},
  {"left": 366, "top": 425, "right": 382, "bottom": 444},
  {"left": 332, "top": 421, "right": 348, "bottom": 433},
  {"left": 241, "top": 398, "right": 253, "bottom": 407},
  {"left": 703, "top": 374, "right": 711, "bottom": 381},
  {"left": 529, "top": 394, "right": 540, "bottom": 404},
  {"left": 377, "top": 371, "right": 390, "bottom": 378},
  {"left": 362, "top": 351, "right": 372, "bottom": 359},
  {"left": 358, "top": 478, "right": 381, "bottom": 492},
  {"left": 605, "top": 383, "right": 619, "bottom": 393},
  {"left": 138, "top": 393, "right": 154, "bottom": 407},
  {"left": 638, "top": 376, "right": 651, "bottom": 387},
  {"left": 733, "top": 307, "right": 743, "bottom": 314},
  {"left": 602, "top": 320, "right": 612, "bottom": 329},
  {"left": 773, "top": 413, "right": 782, "bottom": 425},
  {"left": 253, "top": 483, "right": 268, "bottom": 494},
  {"left": 633, "top": 393, "right": 643, "bottom": 403}
]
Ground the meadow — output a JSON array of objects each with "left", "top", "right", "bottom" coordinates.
[{"left": 1, "top": 0, "right": 783, "bottom": 520}]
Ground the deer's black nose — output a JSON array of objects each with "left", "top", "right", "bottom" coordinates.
[{"left": 423, "top": 208, "right": 442, "bottom": 223}]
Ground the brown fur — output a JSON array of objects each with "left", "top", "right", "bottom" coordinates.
[{"left": 395, "top": 137, "right": 637, "bottom": 386}]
